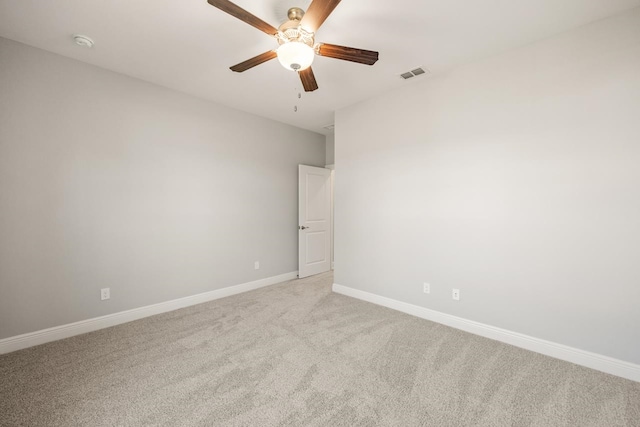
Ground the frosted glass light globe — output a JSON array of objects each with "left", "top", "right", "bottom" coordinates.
[{"left": 276, "top": 42, "right": 314, "bottom": 71}]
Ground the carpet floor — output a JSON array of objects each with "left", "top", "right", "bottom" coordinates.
[{"left": 1, "top": 271, "right": 639, "bottom": 426}]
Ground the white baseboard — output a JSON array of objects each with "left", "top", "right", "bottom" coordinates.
[
  {"left": 332, "top": 283, "right": 640, "bottom": 383},
  {"left": 0, "top": 272, "right": 298, "bottom": 355}
]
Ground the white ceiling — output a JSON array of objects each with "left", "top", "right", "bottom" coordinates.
[{"left": 1, "top": 0, "right": 639, "bottom": 135}]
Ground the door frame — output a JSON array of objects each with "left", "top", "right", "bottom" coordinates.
[{"left": 325, "top": 164, "right": 335, "bottom": 270}]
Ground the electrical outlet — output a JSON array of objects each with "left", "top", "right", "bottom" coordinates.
[
  {"left": 254, "top": 261, "right": 260, "bottom": 270},
  {"left": 423, "top": 282, "right": 430, "bottom": 294},
  {"left": 452, "top": 288, "right": 460, "bottom": 301},
  {"left": 100, "top": 288, "right": 110, "bottom": 301}
]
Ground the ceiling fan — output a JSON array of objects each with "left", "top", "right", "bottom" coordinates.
[{"left": 206, "top": 0, "right": 379, "bottom": 92}]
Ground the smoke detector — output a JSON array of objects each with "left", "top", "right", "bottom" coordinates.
[{"left": 73, "top": 35, "right": 94, "bottom": 48}]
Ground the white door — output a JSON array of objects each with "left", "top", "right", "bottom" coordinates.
[{"left": 298, "top": 165, "right": 331, "bottom": 278}]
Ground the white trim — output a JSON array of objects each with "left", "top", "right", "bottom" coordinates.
[
  {"left": 0, "top": 272, "right": 298, "bottom": 355},
  {"left": 332, "top": 283, "right": 640, "bottom": 383}
]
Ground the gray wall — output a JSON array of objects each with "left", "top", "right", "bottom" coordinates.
[
  {"left": 335, "top": 9, "right": 640, "bottom": 364},
  {"left": 325, "top": 134, "right": 335, "bottom": 165},
  {"left": 0, "top": 38, "right": 325, "bottom": 339}
]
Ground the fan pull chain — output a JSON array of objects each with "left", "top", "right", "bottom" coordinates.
[{"left": 294, "top": 88, "right": 302, "bottom": 113}]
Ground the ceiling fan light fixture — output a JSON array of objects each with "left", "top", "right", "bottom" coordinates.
[
  {"left": 207, "top": 0, "right": 379, "bottom": 92},
  {"left": 276, "top": 41, "right": 314, "bottom": 71}
]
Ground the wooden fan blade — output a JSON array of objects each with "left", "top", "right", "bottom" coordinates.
[
  {"left": 207, "top": 0, "right": 278, "bottom": 36},
  {"left": 230, "top": 50, "right": 277, "bottom": 72},
  {"left": 299, "top": 68, "right": 319, "bottom": 92},
  {"left": 317, "top": 43, "right": 379, "bottom": 65},
  {"left": 300, "top": 0, "right": 342, "bottom": 33}
]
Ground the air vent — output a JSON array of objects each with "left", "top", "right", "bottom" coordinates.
[{"left": 400, "top": 67, "right": 429, "bottom": 80}]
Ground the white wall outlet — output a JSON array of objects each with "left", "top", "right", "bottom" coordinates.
[
  {"left": 423, "top": 282, "right": 430, "bottom": 294},
  {"left": 254, "top": 261, "right": 260, "bottom": 270},
  {"left": 100, "top": 288, "right": 110, "bottom": 301},
  {"left": 452, "top": 288, "right": 460, "bottom": 301}
]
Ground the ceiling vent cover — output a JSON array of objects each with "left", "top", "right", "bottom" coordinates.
[{"left": 400, "top": 67, "right": 429, "bottom": 80}]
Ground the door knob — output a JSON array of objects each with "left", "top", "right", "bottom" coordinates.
[{"left": 299, "top": 226, "right": 310, "bottom": 230}]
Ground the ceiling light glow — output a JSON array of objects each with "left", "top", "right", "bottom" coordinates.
[{"left": 276, "top": 41, "right": 314, "bottom": 71}]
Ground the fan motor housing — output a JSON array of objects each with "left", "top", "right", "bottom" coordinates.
[
  {"left": 287, "top": 7, "right": 304, "bottom": 21},
  {"left": 277, "top": 8, "right": 315, "bottom": 47}
]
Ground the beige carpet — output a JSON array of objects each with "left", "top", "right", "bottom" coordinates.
[{"left": 1, "top": 271, "right": 639, "bottom": 426}]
